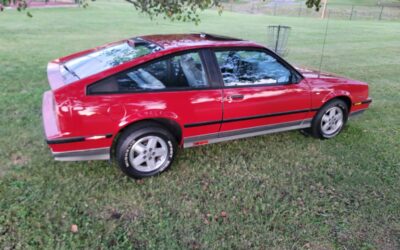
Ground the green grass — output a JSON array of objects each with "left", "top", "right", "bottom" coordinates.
[{"left": 1, "top": 1, "right": 400, "bottom": 249}]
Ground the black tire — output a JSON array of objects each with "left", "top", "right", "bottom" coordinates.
[
  {"left": 116, "top": 122, "right": 177, "bottom": 179},
  {"left": 310, "top": 99, "right": 349, "bottom": 139}
]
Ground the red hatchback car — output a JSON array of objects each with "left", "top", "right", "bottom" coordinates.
[{"left": 42, "top": 33, "right": 371, "bottom": 178}]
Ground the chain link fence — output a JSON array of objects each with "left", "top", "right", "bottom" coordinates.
[{"left": 222, "top": 1, "right": 400, "bottom": 21}]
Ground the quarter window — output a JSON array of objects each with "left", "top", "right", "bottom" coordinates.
[
  {"left": 214, "top": 50, "right": 292, "bottom": 87},
  {"left": 87, "top": 52, "right": 209, "bottom": 94}
]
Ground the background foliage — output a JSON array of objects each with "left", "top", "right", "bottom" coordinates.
[{"left": 0, "top": 0, "right": 323, "bottom": 22}]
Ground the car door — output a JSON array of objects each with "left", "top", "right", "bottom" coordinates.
[
  {"left": 212, "top": 48, "right": 312, "bottom": 135},
  {"left": 83, "top": 49, "right": 223, "bottom": 141}
]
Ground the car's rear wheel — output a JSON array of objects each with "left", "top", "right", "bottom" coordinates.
[
  {"left": 310, "top": 99, "right": 348, "bottom": 139},
  {"left": 116, "top": 122, "right": 177, "bottom": 178}
]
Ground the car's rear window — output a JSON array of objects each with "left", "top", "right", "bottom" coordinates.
[{"left": 61, "top": 38, "right": 162, "bottom": 84}]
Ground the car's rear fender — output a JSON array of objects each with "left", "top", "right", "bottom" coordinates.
[
  {"left": 116, "top": 115, "right": 183, "bottom": 144},
  {"left": 110, "top": 117, "right": 183, "bottom": 160}
]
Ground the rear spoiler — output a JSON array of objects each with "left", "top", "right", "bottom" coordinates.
[{"left": 47, "top": 62, "right": 65, "bottom": 90}]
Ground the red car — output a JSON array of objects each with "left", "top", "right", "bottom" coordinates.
[{"left": 42, "top": 33, "right": 371, "bottom": 178}]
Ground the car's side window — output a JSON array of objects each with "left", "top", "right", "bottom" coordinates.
[
  {"left": 87, "top": 51, "right": 209, "bottom": 94},
  {"left": 214, "top": 50, "right": 292, "bottom": 87}
]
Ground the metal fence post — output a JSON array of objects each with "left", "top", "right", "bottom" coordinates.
[
  {"left": 298, "top": 3, "right": 302, "bottom": 17},
  {"left": 275, "top": 25, "right": 281, "bottom": 53},
  {"left": 349, "top": 5, "right": 354, "bottom": 20},
  {"left": 379, "top": 6, "right": 384, "bottom": 20}
]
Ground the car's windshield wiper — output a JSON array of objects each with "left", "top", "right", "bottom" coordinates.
[{"left": 63, "top": 65, "right": 80, "bottom": 80}]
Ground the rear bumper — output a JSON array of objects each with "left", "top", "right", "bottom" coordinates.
[
  {"left": 52, "top": 147, "right": 110, "bottom": 161},
  {"left": 42, "top": 91, "right": 112, "bottom": 161}
]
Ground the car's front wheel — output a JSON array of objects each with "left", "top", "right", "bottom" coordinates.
[
  {"left": 310, "top": 99, "right": 348, "bottom": 139},
  {"left": 116, "top": 122, "right": 177, "bottom": 178}
]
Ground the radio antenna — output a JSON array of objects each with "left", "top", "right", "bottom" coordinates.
[{"left": 318, "top": 14, "right": 330, "bottom": 78}]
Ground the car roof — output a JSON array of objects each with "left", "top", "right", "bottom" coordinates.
[
  {"left": 53, "top": 33, "right": 266, "bottom": 84},
  {"left": 56, "top": 33, "right": 263, "bottom": 64},
  {"left": 139, "top": 33, "right": 262, "bottom": 50}
]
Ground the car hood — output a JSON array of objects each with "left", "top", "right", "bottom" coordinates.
[
  {"left": 294, "top": 66, "right": 367, "bottom": 86},
  {"left": 295, "top": 66, "right": 343, "bottom": 79}
]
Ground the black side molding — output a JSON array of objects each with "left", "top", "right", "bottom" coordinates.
[
  {"left": 46, "top": 134, "right": 112, "bottom": 145},
  {"left": 354, "top": 98, "right": 372, "bottom": 106},
  {"left": 184, "top": 120, "right": 221, "bottom": 128},
  {"left": 46, "top": 137, "right": 85, "bottom": 145},
  {"left": 184, "top": 108, "right": 319, "bottom": 128},
  {"left": 361, "top": 98, "right": 372, "bottom": 104},
  {"left": 222, "top": 108, "right": 318, "bottom": 124}
]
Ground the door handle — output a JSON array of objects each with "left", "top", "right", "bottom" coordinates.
[{"left": 229, "top": 94, "right": 244, "bottom": 100}]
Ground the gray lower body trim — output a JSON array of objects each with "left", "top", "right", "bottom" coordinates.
[
  {"left": 53, "top": 147, "right": 110, "bottom": 161},
  {"left": 184, "top": 119, "right": 311, "bottom": 148},
  {"left": 349, "top": 109, "right": 366, "bottom": 118}
]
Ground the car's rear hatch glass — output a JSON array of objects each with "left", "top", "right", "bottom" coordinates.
[{"left": 60, "top": 38, "right": 162, "bottom": 84}]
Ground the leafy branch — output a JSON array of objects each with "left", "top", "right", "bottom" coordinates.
[{"left": 0, "top": 0, "right": 322, "bottom": 22}]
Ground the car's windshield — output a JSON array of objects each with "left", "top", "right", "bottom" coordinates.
[{"left": 61, "top": 38, "right": 162, "bottom": 83}]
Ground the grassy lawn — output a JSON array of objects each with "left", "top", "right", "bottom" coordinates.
[{"left": 0, "top": 1, "right": 399, "bottom": 249}]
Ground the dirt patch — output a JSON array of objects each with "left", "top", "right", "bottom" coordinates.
[
  {"left": 11, "top": 154, "right": 29, "bottom": 166},
  {"left": 99, "top": 206, "right": 143, "bottom": 222}
]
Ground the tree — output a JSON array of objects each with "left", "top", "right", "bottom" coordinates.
[
  {"left": 124, "top": 0, "right": 322, "bottom": 23},
  {"left": 1, "top": 0, "right": 323, "bottom": 22}
]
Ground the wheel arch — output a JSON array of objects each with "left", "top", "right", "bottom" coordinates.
[
  {"left": 332, "top": 96, "right": 352, "bottom": 112},
  {"left": 321, "top": 93, "right": 352, "bottom": 112},
  {"left": 312, "top": 95, "right": 352, "bottom": 125},
  {"left": 110, "top": 118, "right": 183, "bottom": 160},
  {"left": 308, "top": 96, "right": 351, "bottom": 139}
]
